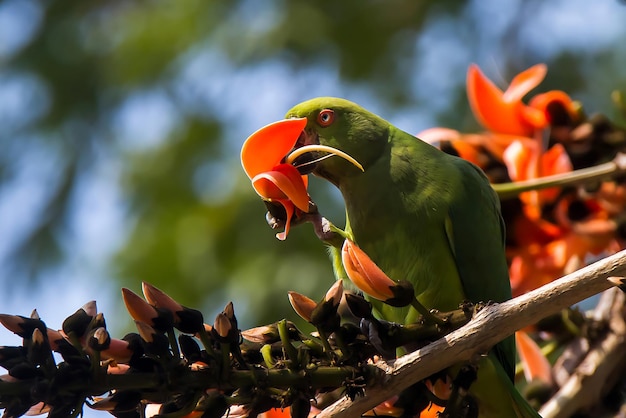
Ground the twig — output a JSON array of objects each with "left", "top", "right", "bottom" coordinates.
[
  {"left": 539, "top": 288, "right": 626, "bottom": 418},
  {"left": 318, "top": 250, "right": 626, "bottom": 418},
  {"left": 492, "top": 153, "right": 626, "bottom": 199},
  {"left": 552, "top": 285, "right": 619, "bottom": 387}
]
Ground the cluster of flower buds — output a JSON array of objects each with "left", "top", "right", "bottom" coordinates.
[
  {"left": 0, "top": 282, "right": 390, "bottom": 418},
  {"left": 0, "top": 302, "right": 132, "bottom": 417},
  {"left": 1, "top": 277, "right": 611, "bottom": 417},
  {"left": 0, "top": 278, "right": 485, "bottom": 418}
]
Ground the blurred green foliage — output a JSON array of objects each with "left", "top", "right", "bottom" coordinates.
[{"left": 2, "top": 0, "right": 626, "bottom": 329}]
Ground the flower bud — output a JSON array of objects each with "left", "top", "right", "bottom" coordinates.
[
  {"left": 341, "top": 240, "right": 395, "bottom": 301},
  {"left": 287, "top": 292, "right": 316, "bottom": 323},
  {"left": 122, "top": 288, "right": 172, "bottom": 331},
  {"left": 88, "top": 327, "right": 111, "bottom": 352},
  {"left": 0, "top": 314, "right": 46, "bottom": 339},
  {"left": 213, "top": 312, "right": 232, "bottom": 341}
]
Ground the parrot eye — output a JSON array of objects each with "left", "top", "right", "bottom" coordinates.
[{"left": 317, "top": 109, "right": 335, "bottom": 127}]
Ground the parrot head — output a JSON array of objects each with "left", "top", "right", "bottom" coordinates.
[
  {"left": 284, "top": 97, "right": 389, "bottom": 186},
  {"left": 240, "top": 97, "right": 386, "bottom": 238}
]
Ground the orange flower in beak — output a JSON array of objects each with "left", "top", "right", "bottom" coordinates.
[
  {"left": 467, "top": 63, "right": 548, "bottom": 136},
  {"left": 241, "top": 118, "right": 310, "bottom": 240},
  {"left": 341, "top": 239, "right": 395, "bottom": 301},
  {"left": 242, "top": 118, "right": 364, "bottom": 240}
]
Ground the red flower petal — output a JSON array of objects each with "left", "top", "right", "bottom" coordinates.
[
  {"left": 467, "top": 64, "right": 535, "bottom": 136},
  {"left": 287, "top": 291, "right": 317, "bottom": 323},
  {"left": 502, "top": 64, "right": 547, "bottom": 103},
  {"left": 251, "top": 164, "right": 309, "bottom": 212},
  {"left": 241, "top": 118, "right": 307, "bottom": 179},
  {"left": 516, "top": 331, "right": 553, "bottom": 385},
  {"left": 528, "top": 90, "right": 577, "bottom": 125},
  {"left": 269, "top": 199, "right": 295, "bottom": 241}
]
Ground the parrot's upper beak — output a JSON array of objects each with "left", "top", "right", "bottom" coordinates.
[
  {"left": 241, "top": 117, "right": 363, "bottom": 177},
  {"left": 288, "top": 129, "right": 322, "bottom": 175},
  {"left": 284, "top": 129, "right": 364, "bottom": 175}
]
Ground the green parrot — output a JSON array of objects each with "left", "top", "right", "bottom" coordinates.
[{"left": 279, "top": 97, "right": 539, "bottom": 417}]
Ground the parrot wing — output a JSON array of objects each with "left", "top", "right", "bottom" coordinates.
[
  {"left": 445, "top": 159, "right": 541, "bottom": 417},
  {"left": 444, "top": 158, "right": 515, "bottom": 379}
]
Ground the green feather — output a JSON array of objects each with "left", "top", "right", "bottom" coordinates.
[{"left": 286, "top": 97, "right": 540, "bottom": 417}]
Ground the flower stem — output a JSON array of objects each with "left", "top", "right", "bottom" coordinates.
[
  {"left": 410, "top": 299, "right": 446, "bottom": 327},
  {"left": 278, "top": 319, "right": 300, "bottom": 370},
  {"left": 197, "top": 326, "right": 217, "bottom": 359},
  {"left": 492, "top": 156, "right": 626, "bottom": 200}
]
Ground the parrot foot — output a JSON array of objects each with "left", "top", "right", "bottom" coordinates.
[
  {"left": 295, "top": 203, "right": 345, "bottom": 247},
  {"left": 264, "top": 200, "right": 346, "bottom": 247},
  {"left": 310, "top": 215, "right": 345, "bottom": 247},
  {"left": 263, "top": 199, "right": 320, "bottom": 230},
  {"left": 358, "top": 317, "right": 398, "bottom": 360}
]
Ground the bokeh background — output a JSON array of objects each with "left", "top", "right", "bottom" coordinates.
[{"left": 1, "top": 1, "right": 626, "bottom": 414}]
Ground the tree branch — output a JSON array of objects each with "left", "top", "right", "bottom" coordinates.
[
  {"left": 318, "top": 250, "right": 626, "bottom": 418},
  {"left": 492, "top": 153, "right": 626, "bottom": 200},
  {"left": 539, "top": 288, "right": 626, "bottom": 418}
]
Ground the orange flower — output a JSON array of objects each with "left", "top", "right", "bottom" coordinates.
[
  {"left": 467, "top": 63, "right": 576, "bottom": 138},
  {"left": 241, "top": 118, "right": 310, "bottom": 240},
  {"left": 467, "top": 64, "right": 547, "bottom": 136},
  {"left": 121, "top": 287, "right": 159, "bottom": 327},
  {"left": 528, "top": 90, "right": 579, "bottom": 126},
  {"left": 508, "top": 215, "right": 612, "bottom": 295},
  {"left": 503, "top": 140, "right": 573, "bottom": 218},
  {"left": 259, "top": 407, "right": 292, "bottom": 418},
  {"left": 258, "top": 405, "right": 321, "bottom": 418},
  {"left": 341, "top": 239, "right": 395, "bottom": 301},
  {"left": 242, "top": 118, "right": 363, "bottom": 240},
  {"left": 509, "top": 226, "right": 619, "bottom": 296},
  {"left": 417, "top": 127, "right": 527, "bottom": 174}
]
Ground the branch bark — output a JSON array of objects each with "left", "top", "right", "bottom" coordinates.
[
  {"left": 539, "top": 288, "right": 626, "bottom": 418},
  {"left": 318, "top": 250, "right": 626, "bottom": 418}
]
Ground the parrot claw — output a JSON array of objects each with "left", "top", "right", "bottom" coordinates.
[
  {"left": 313, "top": 216, "right": 343, "bottom": 243},
  {"left": 264, "top": 200, "right": 287, "bottom": 230},
  {"left": 263, "top": 199, "right": 343, "bottom": 246},
  {"left": 265, "top": 210, "right": 285, "bottom": 230},
  {"left": 359, "top": 318, "right": 397, "bottom": 360},
  {"left": 262, "top": 199, "right": 315, "bottom": 231}
]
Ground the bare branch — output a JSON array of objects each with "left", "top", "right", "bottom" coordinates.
[
  {"left": 319, "top": 250, "right": 626, "bottom": 418},
  {"left": 539, "top": 288, "right": 626, "bottom": 418}
]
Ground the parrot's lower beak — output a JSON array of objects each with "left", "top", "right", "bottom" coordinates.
[{"left": 285, "top": 129, "right": 364, "bottom": 175}]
